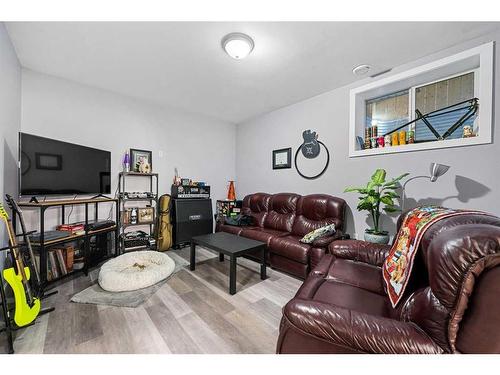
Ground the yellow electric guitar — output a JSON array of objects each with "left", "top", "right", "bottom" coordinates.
[{"left": 0, "top": 204, "right": 40, "bottom": 326}]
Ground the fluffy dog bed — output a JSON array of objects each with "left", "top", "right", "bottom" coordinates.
[{"left": 98, "top": 251, "right": 175, "bottom": 292}]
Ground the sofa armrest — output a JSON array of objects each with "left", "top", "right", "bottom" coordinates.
[
  {"left": 283, "top": 298, "right": 443, "bottom": 354},
  {"left": 329, "top": 239, "right": 391, "bottom": 267},
  {"left": 311, "top": 230, "right": 349, "bottom": 248}
]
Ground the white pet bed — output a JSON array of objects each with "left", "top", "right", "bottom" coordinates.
[{"left": 98, "top": 251, "right": 175, "bottom": 292}]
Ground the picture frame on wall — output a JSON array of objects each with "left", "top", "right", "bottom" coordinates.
[
  {"left": 130, "top": 148, "right": 153, "bottom": 173},
  {"left": 272, "top": 147, "right": 292, "bottom": 169}
]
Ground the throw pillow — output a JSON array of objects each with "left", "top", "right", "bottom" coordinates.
[{"left": 300, "top": 223, "right": 336, "bottom": 244}]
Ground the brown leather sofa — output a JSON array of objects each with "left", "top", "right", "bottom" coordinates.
[
  {"left": 216, "top": 192, "right": 346, "bottom": 279},
  {"left": 277, "top": 212, "right": 500, "bottom": 353}
]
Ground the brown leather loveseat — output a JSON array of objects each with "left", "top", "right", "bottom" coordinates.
[
  {"left": 217, "top": 192, "right": 346, "bottom": 279},
  {"left": 277, "top": 211, "right": 500, "bottom": 353}
]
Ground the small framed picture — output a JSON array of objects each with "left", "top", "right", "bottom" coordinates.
[
  {"left": 272, "top": 148, "right": 292, "bottom": 169},
  {"left": 130, "top": 149, "right": 152, "bottom": 173},
  {"left": 138, "top": 207, "right": 155, "bottom": 223}
]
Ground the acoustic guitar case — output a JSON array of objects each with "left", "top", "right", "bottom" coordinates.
[{"left": 155, "top": 194, "right": 173, "bottom": 251}]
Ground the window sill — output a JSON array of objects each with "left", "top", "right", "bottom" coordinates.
[{"left": 349, "top": 136, "right": 490, "bottom": 158}]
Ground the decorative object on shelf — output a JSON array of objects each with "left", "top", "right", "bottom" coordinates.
[
  {"left": 138, "top": 207, "right": 154, "bottom": 223},
  {"left": 130, "top": 207, "right": 138, "bottom": 224},
  {"left": 401, "top": 162, "right": 450, "bottom": 211},
  {"left": 407, "top": 130, "right": 415, "bottom": 144},
  {"left": 294, "top": 129, "right": 330, "bottom": 180},
  {"left": 272, "top": 147, "right": 292, "bottom": 169},
  {"left": 364, "top": 128, "right": 372, "bottom": 149},
  {"left": 391, "top": 132, "right": 399, "bottom": 146},
  {"left": 370, "top": 137, "right": 377, "bottom": 149},
  {"left": 377, "top": 136, "right": 385, "bottom": 148},
  {"left": 384, "top": 135, "right": 392, "bottom": 147},
  {"left": 463, "top": 125, "right": 474, "bottom": 138},
  {"left": 356, "top": 136, "right": 365, "bottom": 150},
  {"left": 398, "top": 130, "right": 407, "bottom": 145},
  {"left": 130, "top": 149, "right": 152, "bottom": 173},
  {"left": 123, "top": 151, "right": 130, "bottom": 173},
  {"left": 345, "top": 169, "right": 409, "bottom": 244},
  {"left": 173, "top": 167, "right": 181, "bottom": 186},
  {"left": 227, "top": 181, "right": 236, "bottom": 200}
]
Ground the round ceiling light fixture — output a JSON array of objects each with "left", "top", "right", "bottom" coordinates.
[
  {"left": 222, "top": 32, "right": 254, "bottom": 60},
  {"left": 352, "top": 64, "right": 372, "bottom": 76}
]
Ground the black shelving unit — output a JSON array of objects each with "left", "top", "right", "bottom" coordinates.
[
  {"left": 15, "top": 197, "right": 119, "bottom": 288},
  {"left": 118, "top": 172, "right": 159, "bottom": 253}
]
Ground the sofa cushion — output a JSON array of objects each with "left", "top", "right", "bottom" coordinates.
[
  {"left": 241, "top": 193, "right": 271, "bottom": 227},
  {"left": 239, "top": 228, "right": 288, "bottom": 246},
  {"left": 217, "top": 223, "right": 244, "bottom": 236},
  {"left": 269, "top": 235, "right": 311, "bottom": 264},
  {"left": 263, "top": 193, "right": 300, "bottom": 233},
  {"left": 292, "top": 194, "right": 346, "bottom": 237}
]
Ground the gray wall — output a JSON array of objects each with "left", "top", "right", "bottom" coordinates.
[
  {"left": 20, "top": 69, "right": 236, "bottom": 230},
  {"left": 0, "top": 23, "right": 22, "bottom": 268},
  {"left": 236, "top": 30, "right": 500, "bottom": 239}
]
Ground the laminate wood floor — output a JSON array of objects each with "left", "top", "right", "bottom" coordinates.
[{"left": 1, "top": 247, "right": 302, "bottom": 354}]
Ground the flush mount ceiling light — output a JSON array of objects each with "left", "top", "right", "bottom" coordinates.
[
  {"left": 352, "top": 64, "right": 372, "bottom": 76},
  {"left": 222, "top": 32, "right": 254, "bottom": 60}
]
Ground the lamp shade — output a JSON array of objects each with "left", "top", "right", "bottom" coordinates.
[{"left": 429, "top": 162, "right": 450, "bottom": 182}]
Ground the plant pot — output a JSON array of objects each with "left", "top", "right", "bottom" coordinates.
[{"left": 364, "top": 230, "right": 390, "bottom": 244}]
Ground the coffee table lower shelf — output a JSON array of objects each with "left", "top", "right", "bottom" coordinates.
[{"left": 189, "top": 232, "right": 267, "bottom": 295}]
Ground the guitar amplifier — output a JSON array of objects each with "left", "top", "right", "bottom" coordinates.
[
  {"left": 171, "top": 198, "right": 213, "bottom": 248},
  {"left": 171, "top": 185, "right": 210, "bottom": 199}
]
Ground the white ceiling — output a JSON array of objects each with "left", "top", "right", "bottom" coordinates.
[{"left": 6, "top": 22, "right": 500, "bottom": 124}]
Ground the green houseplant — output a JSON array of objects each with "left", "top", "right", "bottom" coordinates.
[{"left": 344, "top": 169, "right": 409, "bottom": 244}]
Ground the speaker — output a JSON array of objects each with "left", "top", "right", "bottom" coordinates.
[{"left": 171, "top": 198, "right": 213, "bottom": 248}]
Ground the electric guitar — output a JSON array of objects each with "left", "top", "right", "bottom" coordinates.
[{"left": 0, "top": 204, "right": 40, "bottom": 326}]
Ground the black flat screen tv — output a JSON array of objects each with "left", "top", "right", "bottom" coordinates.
[{"left": 19, "top": 133, "right": 111, "bottom": 196}]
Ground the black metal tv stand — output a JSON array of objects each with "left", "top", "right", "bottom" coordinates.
[{"left": 15, "top": 197, "right": 119, "bottom": 287}]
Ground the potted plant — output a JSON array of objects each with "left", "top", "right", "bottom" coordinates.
[{"left": 344, "top": 169, "right": 409, "bottom": 244}]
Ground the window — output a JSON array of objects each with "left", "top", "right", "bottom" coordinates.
[
  {"left": 414, "top": 72, "right": 475, "bottom": 141},
  {"left": 364, "top": 71, "right": 477, "bottom": 141},
  {"left": 349, "top": 42, "right": 493, "bottom": 157},
  {"left": 365, "top": 90, "right": 409, "bottom": 137}
]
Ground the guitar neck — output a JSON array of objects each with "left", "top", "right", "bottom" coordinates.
[{"left": 4, "top": 217, "right": 28, "bottom": 281}]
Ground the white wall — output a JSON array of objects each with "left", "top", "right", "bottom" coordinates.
[
  {"left": 0, "top": 24, "right": 22, "bottom": 268},
  {"left": 20, "top": 69, "right": 236, "bottom": 230},
  {"left": 236, "top": 30, "right": 500, "bottom": 238}
]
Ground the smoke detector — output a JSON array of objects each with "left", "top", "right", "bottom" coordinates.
[{"left": 352, "top": 64, "right": 372, "bottom": 76}]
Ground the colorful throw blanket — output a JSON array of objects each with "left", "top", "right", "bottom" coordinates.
[{"left": 382, "top": 206, "right": 491, "bottom": 307}]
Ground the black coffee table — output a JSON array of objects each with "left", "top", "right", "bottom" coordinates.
[{"left": 190, "top": 232, "right": 267, "bottom": 295}]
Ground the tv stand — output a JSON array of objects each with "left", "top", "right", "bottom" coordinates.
[{"left": 15, "top": 197, "right": 119, "bottom": 287}]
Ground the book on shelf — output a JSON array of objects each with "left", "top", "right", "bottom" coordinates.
[
  {"left": 55, "top": 249, "right": 68, "bottom": 275},
  {"left": 36, "top": 245, "right": 76, "bottom": 281},
  {"left": 48, "top": 251, "right": 59, "bottom": 279}
]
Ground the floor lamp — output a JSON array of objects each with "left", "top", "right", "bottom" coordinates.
[{"left": 401, "top": 162, "right": 450, "bottom": 212}]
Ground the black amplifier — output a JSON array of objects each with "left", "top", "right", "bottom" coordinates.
[
  {"left": 171, "top": 198, "right": 213, "bottom": 248},
  {"left": 171, "top": 185, "right": 210, "bottom": 199}
]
